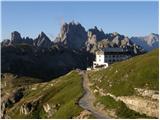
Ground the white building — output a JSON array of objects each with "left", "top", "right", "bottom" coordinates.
[
  {"left": 93, "top": 50, "right": 108, "bottom": 69},
  {"left": 93, "top": 48, "right": 131, "bottom": 69}
]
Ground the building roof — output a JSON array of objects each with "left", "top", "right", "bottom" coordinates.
[
  {"left": 96, "top": 50, "right": 104, "bottom": 55},
  {"left": 96, "top": 48, "right": 129, "bottom": 55},
  {"left": 104, "top": 48, "right": 124, "bottom": 52}
]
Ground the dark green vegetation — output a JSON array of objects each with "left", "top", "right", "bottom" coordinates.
[
  {"left": 3, "top": 71, "right": 84, "bottom": 119},
  {"left": 89, "top": 49, "right": 159, "bottom": 96},
  {"left": 88, "top": 49, "right": 159, "bottom": 118}
]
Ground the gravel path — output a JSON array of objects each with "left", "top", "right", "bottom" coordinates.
[{"left": 78, "top": 71, "right": 109, "bottom": 119}]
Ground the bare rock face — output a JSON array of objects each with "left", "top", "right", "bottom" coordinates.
[
  {"left": 130, "top": 33, "right": 159, "bottom": 51},
  {"left": 85, "top": 29, "right": 143, "bottom": 54},
  {"left": 33, "top": 32, "right": 52, "bottom": 48},
  {"left": 1, "top": 87, "right": 24, "bottom": 118},
  {"left": 1, "top": 39, "right": 11, "bottom": 46},
  {"left": 118, "top": 96, "right": 159, "bottom": 118},
  {"left": 42, "top": 103, "right": 60, "bottom": 118},
  {"left": 56, "top": 21, "right": 87, "bottom": 50},
  {"left": 22, "top": 37, "right": 33, "bottom": 45},
  {"left": 43, "top": 103, "right": 51, "bottom": 113},
  {"left": 74, "top": 110, "right": 92, "bottom": 119},
  {"left": 88, "top": 26, "right": 106, "bottom": 41},
  {"left": 11, "top": 31, "right": 22, "bottom": 44},
  {"left": 2, "top": 31, "right": 33, "bottom": 46},
  {"left": 85, "top": 27, "right": 106, "bottom": 52}
]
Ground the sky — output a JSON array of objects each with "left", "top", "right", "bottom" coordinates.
[{"left": 1, "top": 1, "right": 159, "bottom": 41}]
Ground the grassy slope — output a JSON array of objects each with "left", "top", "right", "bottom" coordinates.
[
  {"left": 6, "top": 71, "right": 84, "bottom": 119},
  {"left": 89, "top": 49, "right": 159, "bottom": 96},
  {"left": 88, "top": 49, "right": 159, "bottom": 118}
]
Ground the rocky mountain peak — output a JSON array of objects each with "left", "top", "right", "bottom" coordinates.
[
  {"left": 39, "top": 31, "right": 46, "bottom": 37},
  {"left": 145, "top": 33, "right": 159, "bottom": 41},
  {"left": 56, "top": 21, "right": 87, "bottom": 49},
  {"left": 33, "top": 32, "right": 52, "bottom": 48},
  {"left": 11, "top": 31, "right": 22, "bottom": 44},
  {"left": 88, "top": 27, "right": 106, "bottom": 41},
  {"left": 130, "top": 33, "right": 159, "bottom": 51}
]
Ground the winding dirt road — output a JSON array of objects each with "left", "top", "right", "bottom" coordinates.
[{"left": 78, "top": 71, "right": 109, "bottom": 119}]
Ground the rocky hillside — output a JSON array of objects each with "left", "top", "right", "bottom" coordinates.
[
  {"left": 131, "top": 33, "right": 159, "bottom": 51},
  {"left": 1, "top": 71, "right": 94, "bottom": 119},
  {"left": 88, "top": 49, "right": 159, "bottom": 118}
]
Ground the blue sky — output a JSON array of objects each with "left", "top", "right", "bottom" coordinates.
[{"left": 1, "top": 1, "right": 159, "bottom": 41}]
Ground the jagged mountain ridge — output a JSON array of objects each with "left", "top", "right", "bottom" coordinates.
[
  {"left": 54, "top": 21, "right": 145, "bottom": 54},
  {"left": 2, "top": 21, "right": 152, "bottom": 54},
  {"left": 2, "top": 31, "right": 52, "bottom": 48}
]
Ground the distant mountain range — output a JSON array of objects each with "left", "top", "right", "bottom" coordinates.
[
  {"left": 2, "top": 22, "right": 158, "bottom": 53},
  {"left": 130, "top": 33, "right": 159, "bottom": 51}
]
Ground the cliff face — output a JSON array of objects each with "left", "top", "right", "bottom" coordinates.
[
  {"left": 33, "top": 32, "right": 52, "bottom": 48},
  {"left": 86, "top": 28, "right": 143, "bottom": 54},
  {"left": 10, "top": 31, "right": 33, "bottom": 45},
  {"left": 55, "top": 21, "right": 87, "bottom": 50},
  {"left": 54, "top": 22, "right": 144, "bottom": 54}
]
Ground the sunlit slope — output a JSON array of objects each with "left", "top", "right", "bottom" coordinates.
[
  {"left": 5, "top": 71, "right": 84, "bottom": 119},
  {"left": 88, "top": 49, "right": 159, "bottom": 118},
  {"left": 89, "top": 49, "right": 159, "bottom": 96}
]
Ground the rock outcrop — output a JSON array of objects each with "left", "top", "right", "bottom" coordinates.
[
  {"left": 88, "top": 26, "right": 106, "bottom": 41},
  {"left": 85, "top": 28, "right": 143, "bottom": 54},
  {"left": 1, "top": 87, "right": 25, "bottom": 118},
  {"left": 20, "top": 96, "right": 41, "bottom": 115},
  {"left": 1, "top": 39, "right": 11, "bottom": 46},
  {"left": 33, "top": 32, "right": 52, "bottom": 48},
  {"left": 118, "top": 96, "right": 159, "bottom": 118},
  {"left": 74, "top": 110, "right": 92, "bottom": 119},
  {"left": 11, "top": 31, "right": 22, "bottom": 44},
  {"left": 42, "top": 103, "right": 60, "bottom": 118},
  {"left": 2, "top": 31, "right": 33, "bottom": 46},
  {"left": 94, "top": 85, "right": 159, "bottom": 118},
  {"left": 55, "top": 21, "right": 87, "bottom": 50}
]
